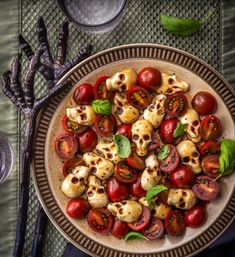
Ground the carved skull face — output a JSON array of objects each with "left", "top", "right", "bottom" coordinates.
[
  {"left": 156, "top": 73, "right": 190, "bottom": 95},
  {"left": 106, "top": 69, "right": 137, "bottom": 92},
  {"left": 180, "top": 108, "right": 201, "bottom": 143},
  {"left": 132, "top": 120, "right": 153, "bottom": 156},
  {"left": 141, "top": 166, "right": 161, "bottom": 191},
  {"left": 86, "top": 185, "right": 108, "bottom": 208},
  {"left": 176, "top": 140, "right": 201, "bottom": 173}
]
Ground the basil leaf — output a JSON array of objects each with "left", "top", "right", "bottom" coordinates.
[
  {"left": 92, "top": 99, "right": 112, "bottom": 115},
  {"left": 173, "top": 122, "right": 185, "bottom": 138},
  {"left": 158, "top": 145, "right": 170, "bottom": 160},
  {"left": 219, "top": 139, "right": 235, "bottom": 176},
  {"left": 146, "top": 185, "right": 168, "bottom": 208},
  {"left": 125, "top": 231, "right": 147, "bottom": 241},
  {"left": 113, "top": 135, "right": 131, "bottom": 158}
]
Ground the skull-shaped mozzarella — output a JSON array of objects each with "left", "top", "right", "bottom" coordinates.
[
  {"left": 86, "top": 182, "right": 108, "bottom": 208},
  {"left": 87, "top": 175, "right": 101, "bottom": 187},
  {"left": 138, "top": 196, "right": 158, "bottom": 207},
  {"left": 132, "top": 120, "right": 153, "bottom": 156},
  {"left": 106, "top": 69, "right": 137, "bottom": 92},
  {"left": 141, "top": 166, "right": 161, "bottom": 191},
  {"left": 107, "top": 200, "right": 142, "bottom": 222},
  {"left": 167, "top": 189, "right": 196, "bottom": 210},
  {"left": 112, "top": 93, "right": 139, "bottom": 124},
  {"left": 83, "top": 152, "right": 114, "bottom": 180},
  {"left": 156, "top": 73, "right": 189, "bottom": 95},
  {"left": 145, "top": 154, "right": 159, "bottom": 168},
  {"left": 180, "top": 108, "right": 201, "bottom": 143},
  {"left": 176, "top": 140, "right": 201, "bottom": 174},
  {"left": 61, "top": 166, "right": 89, "bottom": 198},
  {"left": 152, "top": 202, "right": 172, "bottom": 220},
  {"left": 66, "top": 105, "right": 96, "bottom": 126},
  {"left": 143, "top": 94, "right": 166, "bottom": 127},
  {"left": 96, "top": 139, "right": 122, "bottom": 164}
]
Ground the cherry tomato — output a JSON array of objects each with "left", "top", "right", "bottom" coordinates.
[
  {"left": 165, "top": 93, "right": 188, "bottom": 117},
  {"left": 116, "top": 124, "right": 132, "bottom": 141},
  {"left": 93, "top": 76, "right": 114, "bottom": 100},
  {"left": 165, "top": 210, "right": 186, "bottom": 236},
  {"left": 184, "top": 205, "right": 206, "bottom": 228},
  {"left": 114, "top": 161, "right": 138, "bottom": 183},
  {"left": 159, "top": 176, "right": 174, "bottom": 205},
  {"left": 128, "top": 206, "right": 151, "bottom": 231},
  {"left": 126, "top": 86, "right": 150, "bottom": 109},
  {"left": 137, "top": 67, "right": 162, "bottom": 90},
  {"left": 148, "top": 131, "right": 162, "bottom": 151},
  {"left": 192, "top": 175, "right": 219, "bottom": 201},
  {"left": 127, "top": 147, "right": 146, "bottom": 170},
  {"left": 159, "top": 118, "right": 178, "bottom": 144},
  {"left": 73, "top": 83, "right": 94, "bottom": 104},
  {"left": 94, "top": 114, "right": 117, "bottom": 137},
  {"left": 130, "top": 174, "right": 146, "bottom": 198},
  {"left": 202, "top": 155, "right": 220, "bottom": 178},
  {"left": 66, "top": 198, "right": 90, "bottom": 219},
  {"left": 191, "top": 92, "right": 218, "bottom": 116},
  {"left": 170, "top": 165, "right": 196, "bottom": 188},
  {"left": 143, "top": 217, "right": 164, "bottom": 240},
  {"left": 198, "top": 140, "right": 220, "bottom": 156},
  {"left": 62, "top": 155, "right": 84, "bottom": 177},
  {"left": 87, "top": 208, "right": 113, "bottom": 233},
  {"left": 111, "top": 218, "right": 129, "bottom": 239},
  {"left": 159, "top": 145, "right": 180, "bottom": 173},
  {"left": 200, "top": 116, "right": 222, "bottom": 140},
  {"left": 106, "top": 177, "right": 129, "bottom": 202},
  {"left": 62, "top": 115, "right": 87, "bottom": 135},
  {"left": 76, "top": 128, "right": 98, "bottom": 153},
  {"left": 54, "top": 133, "right": 78, "bottom": 159}
]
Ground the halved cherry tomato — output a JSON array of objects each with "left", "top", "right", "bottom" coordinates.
[
  {"left": 184, "top": 205, "right": 206, "bottom": 228},
  {"left": 170, "top": 165, "right": 196, "bottom": 188},
  {"left": 76, "top": 128, "right": 98, "bottom": 153},
  {"left": 159, "top": 181, "right": 173, "bottom": 206},
  {"left": 128, "top": 206, "right": 151, "bottom": 231},
  {"left": 159, "top": 118, "right": 178, "bottom": 144},
  {"left": 94, "top": 114, "right": 117, "bottom": 137},
  {"left": 73, "top": 83, "right": 94, "bottom": 104},
  {"left": 130, "top": 174, "right": 146, "bottom": 198},
  {"left": 165, "top": 210, "right": 186, "bottom": 236},
  {"left": 87, "top": 208, "right": 113, "bottom": 233},
  {"left": 114, "top": 161, "right": 138, "bottom": 183},
  {"left": 126, "top": 86, "right": 151, "bottom": 109},
  {"left": 143, "top": 217, "right": 164, "bottom": 240},
  {"left": 159, "top": 145, "right": 180, "bottom": 173},
  {"left": 54, "top": 133, "right": 78, "bottom": 159},
  {"left": 116, "top": 124, "right": 132, "bottom": 140},
  {"left": 111, "top": 218, "right": 129, "bottom": 239},
  {"left": 200, "top": 116, "right": 222, "bottom": 140},
  {"left": 106, "top": 177, "right": 129, "bottom": 202},
  {"left": 66, "top": 198, "right": 90, "bottom": 219},
  {"left": 202, "top": 155, "right": 220, "bottom": 178},
  {"left": 198, "top": 140, "right": 220, "bottom": 156},
  {"left": 62, "top": 155, "right": 84, "bottom": 177},
  {"left": 62, "top": 115, "right": 87, "bottom": 134},
  {"left": 127, "top": 147, "right": 146, "bottom": 170},
  {"left": 164, "top": 93, "right": 188, "bottom": 117},
  {"left": 137, "top": 67, "right": 162, "bottom": 90},
  {"left": 93, "top": 76, "right": 114, "bottom": 100}
]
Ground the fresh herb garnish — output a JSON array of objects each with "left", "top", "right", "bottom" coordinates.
[
  {"left": 158, "top": 145, "right": 170, "bottom": 160},
  {"left": 219, "top": 139, "right": 235, "bottom": 176},
  {"left": 92, "top": 99, "right": 112, "bottom": 115},
  {"left": 124, "top": 231, "right": 148, "bottom": 241},
  {"left": 173, "top": 122, "right": 185, "bottom": 138},
  {"left": 113, "top": 135, "right": 131, "bottom": 158},
  {"left": 146, "top": 185, "right": 168, "bottom": 208}
]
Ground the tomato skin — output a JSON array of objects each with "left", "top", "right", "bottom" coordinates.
[
  {"left": 62, "top": 115, "right": 87, "bottom": 135},
  {"left": 111, "top": 218, "right": 129, "bottom": 239},
  {"left": 159, "top": 145, "right": 180, "bottom": 173},
  {"left": 143, "top": 217, "right": 164, "bottom": 240},
  {"left": 165, "top": 210, "right": 186, "bottom": 236},
  {"left": 200, "top": 115, "right": 222, "bottom": 140},
  {"left": 130, "top": 174, "right": 146, "bottom": 198},
  {"left": 66, "top": 198, "right": 90, "bottom": 219},
  {"left": 198, "top": 140, "right": 220, "bottom": 156},
  {"left": 116, "top": 124, "right": 132, "bottom": 140},
  {"left": 128, "top": 206, "right": 151, "bottom": 232},
  {"left": 93, "top": 76, "right": 114, "bottom": 100},
  {"left": 62, "top": 155, "right": 84, "bottom": 177},
  {"left": 137, "top": 67, "right": 162, "bottom": 90},
  {"left": 94, "top": 114, "right": 117, "bottom": 137},
  {"left": 192, "top": 92, "right": 218, "bottom": 116},
  {"left": 126, "top": 86, "right": 151, "bottom": 109},
  {"left": 106, "top": 177, "right": 129, "bottom": 202},
  {"left": 76, "top": 129, "right": 98, "bottom": 153},
  {"left": 73, "top": 83, "right": 94, "bottom": 104},
  {"left": 159, "top": 176, "right": 174, "bottom": 205},
  {"left": 165, "top": 93, "right": 189, "bottom": 117},
  {"left": 184, "top": 205, "right": 206, "bottom": 228},
  {"left": 159, "top": 118, "right": 178, "bottom": 144},
  {"left": 202, "top": 155, "right": 220, "bottom": 178},
  {"left": 114, "top": 162, "right": 138, "bottom": 183},
  {"left": 127, "top": 147, "right": 146, "bottom": 170}
]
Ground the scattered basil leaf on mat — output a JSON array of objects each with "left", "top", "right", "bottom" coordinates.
[
  {"left": 158, "top": 145, "right": 170, "bottom": 160},
  {"left": 92, "top": 99, "right": 112, "bottom": 115},
  {"left": 125, "top": 231, "right": 148, "bottom": 241},
  {"left": 160, "top": 8, "right": 216, "bottom": 36},
  {"left": 219, "top": 139, "right": 235, "bottom": 176},
  {"left": 146, "top": 185, "right": 168, "bottom": 208},
  {"left": 113, "top": 135, "right": 131, "bottom": 158},
  {"left": 173, "top": 122, "right": 185, "bottom": 138}
]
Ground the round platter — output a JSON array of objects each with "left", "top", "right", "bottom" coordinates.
[{"left": 32, "top": 44, "right": 235, "bottom": 257}]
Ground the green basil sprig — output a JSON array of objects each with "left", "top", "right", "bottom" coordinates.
[
  {"left": 219, "top": 139, "right": 235, "bottom": 176},
  {"left": 92, "top": 99, "right": 112, "bottom": 115},
  {"left": 146, "top": 185, "right": 168, "bottom": 208},
  {"left": 173, "top": 122, "right": 185, "bottom": 138},
  {"left": 125, "top": 231, "right": 148, "bottom": 241},
  {"left": 158, "top": 145, "right": 170, "bottom": 160},
  {"left": 113, "top": 135, "right": 131, "bottom": 158},
  {"left": 160, "top": 8, "right": 215, "bottom": 37}
]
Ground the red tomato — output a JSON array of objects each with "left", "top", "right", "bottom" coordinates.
[
  {"left": 143, "top": 217, "right": 164, "bottom": 240},
  {"left": 165, "top": 210, "right": 186, "bottom": 236},
  {"left": 202, "top": 155, "right": 220, "bottom": 178},
  {"left": 93, "top": 76, "right": 114, "bottom": 100},
  {"left": 87, "top": 208, "right": 113, "bottom": 233},
  {"left": 116, "top": 124, "right": 132, "bottom": 140},
  {"left": 200, "top": 115, "right": 222, "bottom": 140},
  {"left": 66, "top": 198, "right": 90, "bottom": 219},
  {"left": 137, "top": 67, "right": 162, "bottom": 90},
  {"left": 184, "top": 205, "right": 206, "bottom": 228},
  {"left": 94, "top": 114, "right": 117, "bottom": 137},
  {"left": 170, "top": 165, "right": 196, "bottom": 188},
  {"left": 62, "top": 155, "right": 84, "bottom": 177},
  {"left": 191, "top": 92, "right": 218, "bottom": 116},
  {"left": 130, "top": 174, "right": 146, "bottom": 198},
  {"left": 114, "top": 161, "right": 138, "bottom": 183},
  {"left": 54, "top": 133, "right": 78, "bottom": 159},
  {"left": 76, "top": 129, "right": 98, "bottom": 153},
  {"left": 127, "top": 147, "right": 146, "bottom": 170},
  {"left": 159, "top": 145, "right": 180, "bottom": 173},
  {"left": 111, "top": 218, "right": 129, "bottom": 239},
  {"left": 198, "top": 140, "right": 220, "bottom": 156},
  {"left": 62, "top": 115, "right": 87, "bottom": 134},
  {"left": 126, "top": 86, "right": 151, "bottom": 109},
  {"left": 159, "top": 118, "right": 178, "bottom": 144},
  {"left": 73, "top": 83, "right": 94, "bottom": 104},
  {"left": 128, "top": 206, "right": 151, "bottom": 231},
  {"left": 164, "top": 93, "right": 188, "bottom": 117},
  {"left": 106, "top": 177, "right": 129, "bottom": 202},
  {"left": 148, "top": 131, "right": 162, "bottom": 151}
]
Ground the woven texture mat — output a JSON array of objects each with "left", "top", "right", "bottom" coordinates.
[{"left": 20, "top": 0, "right": 221, "bottom": 256}]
